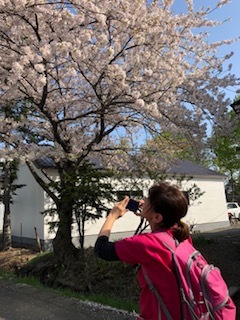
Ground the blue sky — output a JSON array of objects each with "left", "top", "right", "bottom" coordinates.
[
  {"left": 173, "top": 0, "right": 240, "bottom": 102},
  {"left": 208, "top": 0, "right": 240, "bottom": 102}
]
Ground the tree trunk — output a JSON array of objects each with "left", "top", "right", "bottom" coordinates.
[
  {"left": 27, "top": 160, "right": 80, "bottom": 267},
  {"left": 2, "top": 163, "right": 12, "bottom": 250},
  {"left": 52, "top": 203, "right": 79, "bottom": 268},
  {"left": 52, "top": 163, "right": 80, "bottom": 268}
]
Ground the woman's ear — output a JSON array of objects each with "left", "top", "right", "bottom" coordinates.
[{"left": 152, "top": 213, "right": 163, "bottom": 224}]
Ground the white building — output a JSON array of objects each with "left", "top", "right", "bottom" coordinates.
[{"left": 10, "top": 159, "right": 229, "bottom": 250}]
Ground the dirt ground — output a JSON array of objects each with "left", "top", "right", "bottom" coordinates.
[{"left": 0, "top": 247, "right": 37, "bottom": 272}]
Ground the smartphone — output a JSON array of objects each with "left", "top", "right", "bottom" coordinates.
[{"left": 126, "top": 198, "right": 140, "bottom": 213}]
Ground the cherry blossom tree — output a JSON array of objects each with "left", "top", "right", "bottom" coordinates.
[{"left": 0, "top": 0, "right": 239, "bottom": 265}]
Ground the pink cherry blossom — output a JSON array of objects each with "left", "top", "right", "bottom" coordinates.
[{"left": 0, "top": 0, "right": 238, "bottom": 164}]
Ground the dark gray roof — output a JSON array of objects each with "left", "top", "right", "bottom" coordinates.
[
  {"left": 34, "top": 157, "right": 224, "bottom": 178},
  {"left": 33, "top": 156, "right": 103, "bottom": 169},
  {"left": 167, "top": 160, "right": 225, "bottom": 177},
  {"left": 34, "top": 156, "right": 56, "bottom": 168}
]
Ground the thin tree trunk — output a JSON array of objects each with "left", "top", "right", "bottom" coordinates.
[
  {"left": 231, "top": 172, "right": 235, "bottom": 202},
  {"left": 34, "top": 226, "right": 42, "bottom": 253},
  {"left": 80, "top": 215, "right": 85, "bottom": 250},
  {"left": 2, "top": 163, "right": 12, "bottom": 250}
]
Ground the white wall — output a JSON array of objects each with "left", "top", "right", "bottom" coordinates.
[
  {"left": 182, "top": 176, "right": 228, "bottom": 230},
  {"left": 81, "top": 176, "right": 229, "bottom": 246},
  {"left": 11, "top": 164, "right": 45, "bottom": 241},
  {"left": 11, "top": 165, "right": 229, "bottom": 248},
  {"left": 84, "top": 210, "right": 142, "bottom": 236}
]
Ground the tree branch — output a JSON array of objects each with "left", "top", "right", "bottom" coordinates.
[{"left": 26, "top": 160, "right": 59, "bottom": 206}]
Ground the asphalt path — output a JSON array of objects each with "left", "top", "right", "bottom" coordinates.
[
  {"left": 0, "top": 278, "right": 136, "bottom": 320},
  {"left": 191, "top": 224, "right": 240, "bottom": 240}
]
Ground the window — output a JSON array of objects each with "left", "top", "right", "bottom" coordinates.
[{"left": 227, "top": 203, "right": 238, "bottom": 209}]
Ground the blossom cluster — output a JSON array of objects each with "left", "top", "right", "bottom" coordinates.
[{"left": 0, "top": 0, "right": 239, "bottom": 165}]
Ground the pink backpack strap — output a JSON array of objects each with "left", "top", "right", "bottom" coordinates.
[
  {"left": 141, "top": 264, "right": 173, "bottom": 320},
  {"left": 153, "top": 230, "right": 179, "bottom": 248}
]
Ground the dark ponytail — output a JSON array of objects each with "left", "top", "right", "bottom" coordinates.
[{"left": 173, "top": 220, "right": 190, "bottom": 242}]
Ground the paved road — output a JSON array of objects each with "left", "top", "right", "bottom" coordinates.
[
  {"left": 0, "top": 278, "right": 135, "bottom": 320},
  {"left": 191, "top": 224, "right": 240, "bottom": 240}
]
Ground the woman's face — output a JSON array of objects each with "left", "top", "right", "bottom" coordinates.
[
  {"left": 140, "top": 197, "right": 163, "bottom": 228},
  {"left": 140, "top": 198, "right": 154, "bottom": 220}
]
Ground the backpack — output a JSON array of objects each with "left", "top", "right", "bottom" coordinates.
[{"left": 142, "top": 232, "right": 236, "bottom": 320}]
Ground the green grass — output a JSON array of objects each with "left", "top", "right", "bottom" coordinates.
[
  {"left": 16, "top": 275, "right": 43, "bottom": 288},
  {"left": 26, "top": 251, "right": 55, "bottom": 266},
  {"left": 55, "top": 288, "right": 139, "bottom": 312},
  {"left": 0, "top": 268, "right": 42, "bottom": 287},
  {"left": 0, "top": 268, "right": 14, "bottom": 280}
]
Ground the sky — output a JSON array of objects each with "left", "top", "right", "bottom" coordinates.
[
  {"left": 208, "top": 0, "right": 240, "bottom": 102},
  {"left": 173, "top": 0, "right": 240, "bottom": 103},
  {"left": 134, "top": 0, "right": 240, "bottom": 145}
]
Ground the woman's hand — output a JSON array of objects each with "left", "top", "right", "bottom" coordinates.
[
  {"left": 97, "top": 196, "right": 130, "bottom": 238},
  {"left": 134, "top": 199, "right": 144, "bottom": 217},
  {"left": 110, "top": 196, "right": 129, "bottom": 219}
]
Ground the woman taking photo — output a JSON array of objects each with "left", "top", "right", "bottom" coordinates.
[
  {"left": 94, "top": 181, "right": 235, "bottom": 319},
  {"left": 94, "top": 182, "right": 191, "bottom": 320}
]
